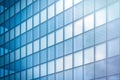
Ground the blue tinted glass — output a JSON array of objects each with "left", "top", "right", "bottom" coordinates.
[
  {"left": 27, "top": 55, "right": 32, "bottom": 68},
  {"left": 74, "top": 67, "right": 82, "bottom": 80},
  {"left": 48, "top": 46, "right": 55, "bottom": 61},
  {"left": 27, "top": 68, "right": 32, "bottom": 80},
  {"left": 15, "top": 13, "right": 20, "bottom": 25},
  {"left": 21, "top": 9, "right": 26, "bottom": 22},
  {"left": 34, "top": 52, "right": 39, "bottom": 66},
  {"left": 21, "top": 58, "right": 26, "bottom": 70},
  {"left": 27, "top": 5, "right": 32, "bottom": 18},
  {"left": 33, "top": 26, "right": 40, "bottom": 40},
  {"left": 15, "top": 60, "right": 20, "bottom": 72},
  {"left": 27, "top": 30, "right": 33, "bottom": 43},
  {"left": 65, "top": 70, "right": 72, "bottom": 80},
  {"left": 65, "top": 8, "right": 72, "bottom": 25},
  {"left": 40, "top": 50, "right": 47, "bottom": 63},
  {"left": 64, "top": 39, "right": 72, "bottom": 55},
  {"left": 48, "top": 18, "right": 55, "bottom": 33},
  {"left": 40, "top": 0, "right": 47, "bottom": 10},
  {"left": 40, "top": 22, "right": 47, "bottom": 37},
  {"left": 56, "top": 13, "right": 63, "bottom": 29},
  {"left": 56, "top": 72, "right": 63, "bottom": 80},
  {"left": 56, "top": 42, "right": 63, "bottom": 58},
  {"left": 74, "top": 35, "right": 83, "bottom": 52},
  {"left": 34, "top": 66, "right": 39, "bottom": 78},
  {"left": 21, "top": 33, "right": 26, "bottom": 46},
  {"left": 34, "top": 0, "right": 39, "bottom": 14}
]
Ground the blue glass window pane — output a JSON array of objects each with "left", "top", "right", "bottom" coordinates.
[
  {"left": 33, "top": 39, "right": 39, "bottom": 53},
  {"left": 40, "top": 0, "right": 47, "bottom": 10},
  {"left": 27, "top": 43, "right": 33, "bottom": 55},
  {"left": 48, "top": 61, "right": 55, "bottom": 74},
  {"left": 21, "top": 71, "right": 26, "bottom": 80},
  {"left": 95, "top": 60, "right": 106, "bottom": 78},
  {"left": 48, "top": 74, "right": 54, "bottom": 80},
  {"left": 21, "top": 46, "right": 26, "bottom": 58},
  {"left": 33, "top": 52, "right": 39, "bottom": 66},
  {"left": 21, "top": 33, "right": 26, "bottom": 46},
  {"left": 27, "top": 17, "right": 32, "bottom": 31},
  {"left": 27, "top": 5, "right": 32, "bottom": 18},
  {"left": 64, "top": 39, "right": 72, "bottom": 55},
  {"left": 41, "top": 9, "right": 47, "bottom": 23},
  {"left": 27, "top": 30, "right": 33, "bottom": 43},
  {"left": 65, "top": 8, "right": 72, "bottom": 25},
  {"left": 33, "top": 26, "right": 40, "bottom": 40},
  {"left": 108, "top": 56, "right": 120, "bottom": 75},
  {"left": 15, "top": 13, "right": 20, "bottom": 25},
  {"left": 56, "top": 58, "right": 63, "bottom": 72},
  {"left": 107, "top": 19, "right": 120, "bottom": 40},
  {"left": 108, "top": 39, "right": 120, "bottom": 57},
  {"left": 48, "top": 18, "right": 55, "bottom": 33},
  {"left": 65, "top": 24, "right": 73, "bottom": 40},
  {"left": 65, "top": 0, "right": 72, "bottom": 10},
  {"left": 27, "top": 68, "right": 32, "bottom": 80},
  {"left": 10, "top": 17, "right": 15, "bottom": 28},
  {"left": 27, "top": 55, "right": 32, "bottom": 68},
  {"left": 21, "top": 0, "right": 26, "bottom": 9},
  {"left": 56, "top": 28, "right": 63, "bottom": 43},
  {"left": 21, "top": 58, "right": 26, "bottom": 70},
  {"left": 48, "top": 32, "right": 55, "bottom": 47},
  {"left": 56, "top": 13, "right": 63, "bottom": 29},
  {"left": 34, "top": 66, "right": 39, "bottom": 78},
  {"left": 56, "top": 72, "right": 63, "bottom": 80},
  {"left": 65, "top": 70, "right": 72, "bottom": 80},
  {"left": 74, "top": 2, "right": 83, "bottom": 20},
  {"left": 48, "top": 4, "right": 55, "bottom": 19},
  {"left": 56, "top": 0, "right": 63, "bottom": 15},
  {"left": 84, "top": 30, "right": 94, "bottom": 48},
  {"left": 56, "top": 42, "right": 63, "bottom": 58},
  {"left": 41, "top": 63, "right": 47, "bottom": 76},
  {"left": 84, "top": 63, "right": 94, "bottom": 80},
  {"left": 65, "top": 54, "right": 72, "bottom": 70},
  {"left": 40, "top": 22, "right": 47, "bottom": 36},
  {"left": 40, "top": 50, "right": 47, "bottom": 63},
  {"left": 15, "top": 2, "right": 20, "bottom": 13},
  {"left": 21, "top": 9, "right": 26, "bottom": 22},
  {"left": 34, "top": 13, "right": 39, "bottom": 27},
  {"left": 74, "top": 67, "right": 82, "bottom": 80},
  {"left": 74, "top": 35, "right": 83, "bottom": 52},
  {"left": 34, "top": 0, "right": 39, "bottom": 14},
  {"left": 41, "top": 36, "right": 47, "bottom": 50},
  {"left": 15, "top": 60, "right": 20, "bottom": 72},
  {"left": 95, "top": 25, "right": 106, "bottom": 44},
  {"left": 107, "top": 2, "right": 120, "bottom": 22},
  {"left": 95, "top": 0, "right": 106, "bottom": 10},
  {"left": 48, "top": 46, "right": 55, "bottom": 61}
]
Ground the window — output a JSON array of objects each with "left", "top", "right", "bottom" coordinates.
[
  {"left": 74, "top": 51, "right": 83, "bottom": 67},
  {"left": 10, "top": 6, "right": 14, "bottom": 17},
  {"left": 40, "top": 50, "right": 47, "bottom": 63},
  {"left": 95, "top": 60, "right": 106, "bottom": 78},
  {"left": 95, "top": 25, "right": 106, "bottom": 44},
  {"left": 56, "top": 43, "right": 63, "bottom": 58},
  {"left": 27, "top": 55, "right": 32, "bottom": 68},
  {"left": 74, "top": 19, "right": 83, "bottom": 36},
  {"left": 84, "top": 47, "right": 94, "bottom": 64},
  {"left": 34, "top": 13, "right": 39, "bottom": 27},
  {"left": 65, "top": 24, "right": 72, "bottom": 40},
  {"left": 21, "top": 0, "right": 26, "bottom": 9},
  {"left": 84, "top": 63, "right": 94, "bottom": 80},
  {"left": 65, "top": 70, "right": 72, "bottom": 80},
  {"left": 48, "top": 32, "right": 54, "bottom": 47},
  {"left": 41, "top": 63, "right": 47, "bottom": 76},
  {"left": 56, "top": 72, "right": 63, "bottom": 80},
  {"left": 84, "top": 14, "right": 94, "bottom": 31},
  {"left": 40, "top": 22, "right": 47, "bottom": 36},
  {"left": 33, "top": 0, "right": 39, "bottom": 14},
  {"left": 41, "top": 36, "right": 46, "bottom": 50},
  {"left": 56, "top": 58, "right": 63, "bottom": 72},
  {"left": 48, "top": 18, "right": 55, "bottom": 33},
  {"left": 21, "top": 71, "right": 26, "bottom": 80},
  {"left": 21, "top": 58, "right": 26, "bottom": 70},
  {"left": 74, "top": 3, "right": 83, "bottom": 20},
  {"left": 21, "top": 33, "right": 26, "bottom": 46},
  {"left": 10, "top": 29, "right": 14, "bottom": 40},
  {"left": 27, "top": 5, "right": 32, "bottom": 18},
  {"left": 48, "top": 61, "right": 55, "bottom": 74},
  {"left": 48, "top": 74, "right": 54, "bottom": 80},
  {"left": 33, "top": 39, "right": 39, "bottom": 52},
  {"left": 108, "top": 39, "right": 120, "bottom": 57},
  {"left": 84, "top": 0, "right": 94, "bottom": 15},
  {"left": 56, "top": 28, "right": 63, "bottom": 43},
  {"left": 27, "top": 0, "right": 32, "bottom": 5},
  {"left": 56, "top": 0, "right": 63, "bottom": 14},
  {"left": 95, "top": 43, "right": 106, "bottom": 61},
  {"left": 74, "top": 35, "right": 83, "bottom": 52},
  {"left": 56, "top": 13, "right": 63, "bottom": 29},
  {"left": 21, "top": 9, "right": 26, "bottom": 22},
  {"left": 41, "top": 9, "right": 46, "bottom": 23},
  {"left": 34, "top": 66, "right": 39, "bottom": 78},
  {"left": 15, "top": 2, "right": 20, "bottom": 13},
  {"left": 95, "top": 0, "right": 106, "bottom": 10},
  {"left": 108, "top": 57, "right": 120, "bottom": 75},
  {"left": 65, "top": 54, "right": 72, "bottom": 70},
  {"left": 27, "top": 68, "right": 32, "bottom": 80},
  {"left": 64, "top": 39, "right": 72, "bottom": 55},
  {"left": 21, "top": 21, "right": 26, "bottom": 34},
  {"left": 15, "top": 49, "right": 20, "bottom": 60},
  {"left": 96, "top": 8, "right": 106, "bottom": 27},
  {"left": 33, "top": 26, "right": 39, "bottom": 40},
  {"left": 40, "top": 0, "right": 47, "bottom": 10},
  {"left": 74, "top": 0, "right": 82, "bottom": 5},
  {"left": 27, "top": 30, "right": 33, "bottom": 43},
  {"left": 107, "top": 19, "right": 120, "bottom": 40},
  {"left": 74, "top": 67, "right": 82, "bottom": 80},
  {"left": 65, "top": 0, "right": 72, "bottom": 10},
  {"left": 48, "top": 4, "right": 55, "bottom": 19},
  {"left": 21, "top": 46, "right": 26, "bottom": 58},
  {"left": 33, "top": 52, "right": 39, "bottom": 66},
  {"left": 27, "top": 17, "right": 32, "bottom": 30},
  {"left": 84, "top": 30, "right": 94, "bottom": 48},
  {"left": 107, "top": 2, "right": 120, "bottom": 22},
  {"left": 48, "top": 46, "right": 55, "bottom": 61},
  {"left": 65, "top": 9, "right": 73, "bottom": 25}
]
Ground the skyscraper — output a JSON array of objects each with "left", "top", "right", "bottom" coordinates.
[{"left": 0, "top": 0, "right": 120, "bottom": 80}]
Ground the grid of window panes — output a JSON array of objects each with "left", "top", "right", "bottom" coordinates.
[{"left": 0, "top": 0, "right": 120, "bottom": 80}]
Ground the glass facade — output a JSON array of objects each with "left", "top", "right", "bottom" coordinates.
[{"left": 0, "top": 0, "right": 120, "bottom": 80}]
